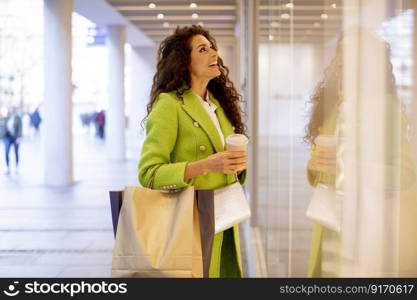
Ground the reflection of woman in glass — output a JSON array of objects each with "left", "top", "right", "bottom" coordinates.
[{"left": 304, "top": 29, "right": 416, "bottom": 277}]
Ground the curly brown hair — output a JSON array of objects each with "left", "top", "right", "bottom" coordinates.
[{"left": 140, "top": 25, "right": 247, "bottom": 137}]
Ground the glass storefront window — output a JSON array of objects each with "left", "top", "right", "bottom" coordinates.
[{"left": 254, "top": 0, "right": 417, "bottom": 277}]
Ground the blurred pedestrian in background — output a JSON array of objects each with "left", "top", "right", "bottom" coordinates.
[
  {"left": 1, "top": 107, "right": 22, "bottom": 175},
  {"left": 29, "top": 106, "right": 42, "bottom": 135},
  {"left": 94, "top": 110, "right": 105, "bottom": 139}
]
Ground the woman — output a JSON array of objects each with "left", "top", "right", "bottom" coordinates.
[
  {"left": 138, "top": 25, "right": 248, "bottom": 278},
  {"left": 305, "top": 28, "right": 416, "bottom": 277}
]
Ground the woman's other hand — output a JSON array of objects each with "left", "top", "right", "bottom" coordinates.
[{"left": 308, "top": 144, "right": 337, "bottom": 175}]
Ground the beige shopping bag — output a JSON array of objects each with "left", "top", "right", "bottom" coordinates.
[{"left": 111, "top": 185, "right": 203, "bottom": 278}]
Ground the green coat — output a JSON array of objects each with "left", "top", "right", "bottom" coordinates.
[
  {"left": 138, "top": 88, "right": 248, "bottom": 278},
  {"left": 306, "top": 95, "right": 416, "bottom": 277}
]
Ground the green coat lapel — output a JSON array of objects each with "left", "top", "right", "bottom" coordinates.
[{"left": 181, "top": 89, "right": 226, "bottom": 153}]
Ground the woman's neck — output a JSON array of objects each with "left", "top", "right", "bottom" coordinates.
[{"left": 190, "top": 76, "right": 209, "bottom": 100}]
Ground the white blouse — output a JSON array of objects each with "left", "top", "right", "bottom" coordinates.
[{"left": 197, "top": 93, "right": 225, "bottom": 148}]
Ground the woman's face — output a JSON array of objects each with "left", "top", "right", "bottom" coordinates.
[{"left": 188, "top": 34, "right": 220, "bottom": 81}]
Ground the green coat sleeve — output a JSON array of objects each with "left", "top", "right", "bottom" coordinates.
[
  {"left": 138, "top": 93, "right": 192, "bottom": 189},
  {"left": 306, "top": 146, "right": 317, "bottom": 187}
]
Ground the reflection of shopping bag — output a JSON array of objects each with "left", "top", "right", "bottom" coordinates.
[
  {"left": 306, "top": 184, "right": 343, "bottom": 233},
  {"left": 111, "top": 185, "right": 203, "bottom": 277},
  {"left": 214, "top": 182, "right": 251, "bottom": 234}
]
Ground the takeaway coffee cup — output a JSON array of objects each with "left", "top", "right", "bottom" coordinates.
[{"left": 226, "top": 134, "right": 249, "bottom": 151}]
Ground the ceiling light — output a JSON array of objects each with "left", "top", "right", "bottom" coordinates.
[
  {"left": 192, "top": 13, "right": 199, "bottom": 19},
  {"left": 163, "top": 22, "right": 169, "bottom": 28},
  {"left": 281, "top": 13, "right": 290, "bottom": 19},
  {"left": 320, "top": 13, "right": 328, "bottom": 19},
  {"left": 285, "top": 3, "right": 294, "bottom": 8},
  {"left": 157, "top": 13, "right": 164, "bottom": 19},
  {"left": 148, "top": 3, "right": 156, "bottom": 8},
  {"left": 331, "top": 3, "right": 337, "bottom": 8},
  {"left": 268, "top": 34, "right": 274, "bottom": 41},
  {"left": 270, "top": 21, "right": 280, "bottom": 28},
  {"left": 313, "top": 22, "right": 321, "bottom": 27},
  {"left": 190, "top": 3, "right": 198, "bottom": 8}
]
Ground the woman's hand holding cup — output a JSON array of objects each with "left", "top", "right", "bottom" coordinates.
[
  {"left": 202, "top": 134, "right": 249, "bottom": 175},
  {"left": 203, "top": 150, "right": 247, "bottom": 174}
]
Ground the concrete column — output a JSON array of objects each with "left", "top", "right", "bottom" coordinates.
[
  {"left": 107, "top": 25, "right": 126, "bottom": 160},
  {"left": 128, "top": 46, "right": 156, "bottom": 156},
  {"left": 43, "top": 0, "right": 73, "bottom": 186}
]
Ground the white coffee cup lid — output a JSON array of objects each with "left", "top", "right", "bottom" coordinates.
[{"left": 226, "top": 134, "right": 249, "bottom": 146}]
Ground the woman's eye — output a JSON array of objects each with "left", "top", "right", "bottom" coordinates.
[{"left": 199, "top": 47, "right": 206, "bottom": 52}]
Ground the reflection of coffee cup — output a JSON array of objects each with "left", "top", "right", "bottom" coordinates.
[
  {"left": 226, "top": 134, "right": 249, "bottom": 151},
  {"left": 314, "top": 135, "right": 337, "bottom": 148},
  {"left": 314, "top": 135, "right": 345, "bottom": 192}
]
